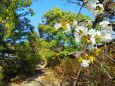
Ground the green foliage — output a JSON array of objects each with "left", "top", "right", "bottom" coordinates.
[
  {"left": 38, "top": 7, "right": 91, "bottom": 66},
  {"left": 23, "top": 0, "right": 32, "bottom": 7},
  {"left": 2, "top": 59, "right": 19, "bottom": 80},
  {"left": 0, "top": 66, "right": 4, "bottom": 86},
  {"left": 43, "top": 7, "right": 77, "bottom": 25},
  {"left": 42, "top": 7, "right": 90, "bottom": 25},
  {"left": 0, "top": 0, "right": 40, "bottom": 84},
  {"left": 15, "top": 42, "right": 40, "bottom": 75}
]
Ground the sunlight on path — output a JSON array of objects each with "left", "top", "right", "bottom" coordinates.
[{"left": 9, "top": 69, "right": 61, "bottom": 86}]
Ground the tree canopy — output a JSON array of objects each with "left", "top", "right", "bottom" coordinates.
[{"left": 0, "top": 0, "right": 115, "bottom": 86}]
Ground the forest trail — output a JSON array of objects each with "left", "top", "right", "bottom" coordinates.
[{"left": 9, "top": 68, "right": 61, "bottom": 86}]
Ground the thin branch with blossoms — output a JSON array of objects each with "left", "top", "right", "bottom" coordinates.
[{"left": 53, "top": 0, "right": 115, "bottom": 76}]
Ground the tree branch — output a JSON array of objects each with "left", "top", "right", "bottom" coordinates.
[
  {"left": 95, "top": 57, "right": 113, "bottom": 79},
  {"left": 72, "top": 65, "right": 82, "bottom": 86},
  {"left": 65, "top": 0, "right": 83, "bottom": 6}
]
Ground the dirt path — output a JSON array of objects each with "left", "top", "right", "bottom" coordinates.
[{"left": 9, "top": 69, "right": 61, "bottom": 86}]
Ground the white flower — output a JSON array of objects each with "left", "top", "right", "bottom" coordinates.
[
  {"left": 75, "top": 26, "right": 88, "bottom": 35},
  {"left": 95, "top": 30, "right": 101, "bottom": 37},
  {"left": 90, "top": 37, "right": 96, "bottom": 45},
  {"left": 54, "top": 23, "right": 62, "bottom": 29},
  {"left": 85, "top": 0, "right": 104, "bottom": 15},
  {"left": 88, "top": 29, "right": 101, "bottom": 38},
  {"left": 73, "top": 20, "right": 78, "bottom": 26},
  {"left": 81, "top": 20, "right": 92, "bottom": 27},
  {"left": 101, "top": 29, "right": 109, "bottom": 34},
  {"left": 65, "top": 23, "right": 71, "bottom": 32},
  {"left": 75, "top": 51, "right": 83, "bottom": 58},
  {"left": 101, "top": 26, "right": 112, "bottom": 30},
  {"left": 99, "top": 21, "right": 110, "bottom": 28},
  {"left": 86, "top": 20, "right": 92, "bottom": 26},
  {"left": 86, "top": 0, "right": 98, "bottom": 11},
  {"left": 88, "top": 44, "right": 97, "bottom": 50},
  {"left": 92, "top": 3, "right": 104, "bottom": 15},
  {"left": 74, "top": 32, "right": 81, "bottom": 43},
  {"left": 111, "top": 30, "right": 115, "bottom": 40},
  {"left": 101, "top": 33, "right": 112, "bottom": 42},
  {"left": 96, "top": 4, "right": 104, "bottom": 12},
  {"left": 88, "top": 29, "right": 96, "bottom": 37},
  {"left": 94, "top": 30, "right": 102, "bottom": 39},
  {"left": 75, "top": 36, "right": 81, "bottom": 43},
  {"left": 81, "top": 59, "right": 90, "bottom": 67},
  {"left": 97, "top": 4, "right": 104, "bottom": 8},
  {"left": 88, "top": 37, "right": 96, "bottom": 50}
]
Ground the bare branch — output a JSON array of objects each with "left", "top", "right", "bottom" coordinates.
[
  {"left": 95, "top": 57, "right": 113, "bottom": 79},
  {"left": 72, "top": 65, "right": 82, "bottom": 86},
  {"left": 105, "top": 55, "right": 115, "bottom": 63},
  {"left": 65, "top": 0, "right": 83, "bottom": 6}
]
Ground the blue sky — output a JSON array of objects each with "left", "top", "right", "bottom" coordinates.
[{"left": 28, "top": 0, "right": 94, "bottom": 29}]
